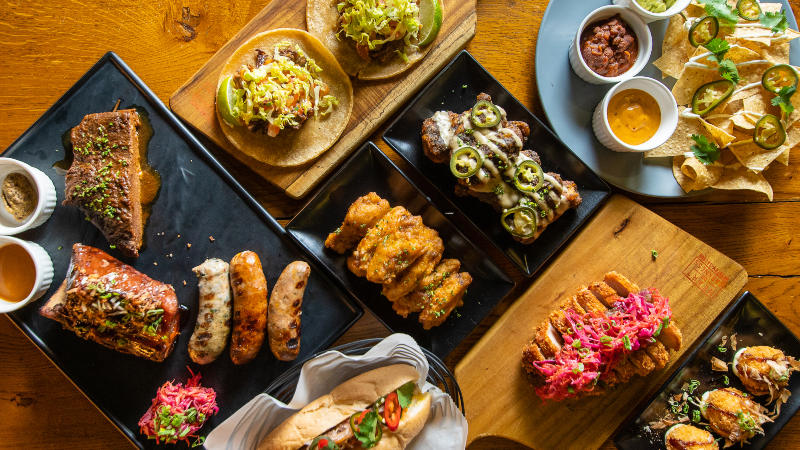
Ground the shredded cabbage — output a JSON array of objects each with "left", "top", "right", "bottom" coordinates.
[{"left": 337, "top": 0, "right": 421, "bottom": 56}]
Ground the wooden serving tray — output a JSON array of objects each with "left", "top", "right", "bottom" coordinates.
[
  {"left": 169, "top": 0, "right": 476, "bottom": 199},
  {"left": 454, "top": 195, "right": 748, "bottom": 450}
]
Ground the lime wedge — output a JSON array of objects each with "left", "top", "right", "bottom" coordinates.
[
  {"left": 217, "top": 76, "right": 241, "bottom": 127},
  {"left": 418, "top": 0, "right": 443, "bottom": 47}
]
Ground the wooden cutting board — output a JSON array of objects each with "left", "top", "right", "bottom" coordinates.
[
  {"left": 169, "top": 0, "right": 476, "bottom": 199},
  {"left": 455, "top": 195, "right": 748, "bottom": 450}
]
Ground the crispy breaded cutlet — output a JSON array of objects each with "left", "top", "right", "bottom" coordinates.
[{"left": 325, "top": 192, "right": 390, "bottom": 254}]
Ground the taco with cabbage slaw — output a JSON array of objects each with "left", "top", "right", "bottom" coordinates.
[
  {"left": 306, "top": 0, "right": 438, "bottom": 80},
  {"left": 216, "top": 29, "right": 353, "bottom": 167}
]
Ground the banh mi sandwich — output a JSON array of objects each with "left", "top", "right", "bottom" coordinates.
[
  {"left": 306, "top": 0, "right": 442, "bottom": 80},
  {"left": 257, "top": 365, "right": 431, "bottom": 450},
  {"left": 216, "top": 29, "right": 354, "bottom": 167}
]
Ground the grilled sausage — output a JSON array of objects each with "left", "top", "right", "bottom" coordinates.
[
  {"left": 229, "top": 251, "right": 269, "bottom": 365},
  {"left": 268, "top": 261, "right": 310, "bottom": 361},
  {"left": 189, "top": 259, "right": 232, "bottom": 364}
]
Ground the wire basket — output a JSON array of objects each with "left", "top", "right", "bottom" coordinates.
[{"left": 264, "top": 338, "right": 465, "bottom": 413}]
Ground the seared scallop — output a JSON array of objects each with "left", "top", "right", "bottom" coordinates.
[
  {"left": 700, "top": 388, "right": 770, "bottom": 445},
  {"left": 664, "top": 424, "right": 718, "bottom": 450},
  {"left": 733, "top": 346, "right": 798, "bottom": 400}
]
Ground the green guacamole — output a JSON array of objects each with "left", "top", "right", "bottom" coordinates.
[{"left": 635, "top": 0, "right": 676, "bottom": 13}]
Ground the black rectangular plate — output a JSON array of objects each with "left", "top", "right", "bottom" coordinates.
[
  {"left": 286, "top": 143, "right": 515, "bottom": 358},
  {"left": 615, "top": 292, "right": 800, "bottom": 450},
  {"left": 382, "top": 50, "right": 611, "bottom": 276},
  {"left": 3, "top": 52, "right": 362, "bottom": 449}
]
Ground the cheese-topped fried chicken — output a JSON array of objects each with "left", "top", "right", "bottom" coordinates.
[
  {"left": 347, "top": 206, "right": 421, "bottom": 277},
  {"left": 366, "top": 219, "right": 432, "bottom": 284},
  {"left": 325, "top": 192, "right": 391, "bottom": 254},
  {"left": 419, "top": 272, "right": 472, "bottom": 330},
  {"left": 392, "top": 259, "right": 460, "bottom": 317},
  {"left": 382, "top": 232, "right": 443, "bottom": 301}
]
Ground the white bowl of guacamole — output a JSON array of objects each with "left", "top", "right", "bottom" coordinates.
[{"left": 612, "top": 0, "right": 691, "bottom": 22}]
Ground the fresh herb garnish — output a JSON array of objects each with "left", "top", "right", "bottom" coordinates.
[
  {"left": 760, "top": 10, "right": 789, "bottom": 33},
  {"left": 396, "top": 381, "right": 415, "bottom": 409},
  {"left": 704, "top": 0, "right": 740, "bottom": 26},
  {"left": 692, "top": 409, "right": 702, "bottom": 422},
  {"left": 652, "top": 250, "right": 658, "bottom": 260},
  {"left": 690, "top": 134, "right": 722, "bottom": 165},
  {"left": 703, "top": 38, "right": 740, "bottom": 84},
  {"left": 352, "top": 410, "right": 381, "bottom": 448},
  {"left": 771, "top": 85, "right": 797, "bottom": 114}
]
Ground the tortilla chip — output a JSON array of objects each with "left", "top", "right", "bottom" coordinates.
[
  {"left": 712, "top": 164, "right": 774, "bottom": 200},
  {"left": 673, "top": 155, "right": 695, "bottom": 193},
  {"left": 728, "top": 126, "right": 800, "bottom": 172},
  {"left": 702, "top": 119, "right": 736, "bottom": 148},
  {"left": 776, "top": 147, "right": 790, "bottom": 165},
  {"left": 682, "top": 156, "right": 724, "bottom": 190},
  {"left": 654, "top": 40, "right": 696, "bottom": 79},
  {"left": 646, "top": 108, "right": 716, "bottom": 158},
  {"left": 731, "top": 111, "right": 757, "bottom": 130}
]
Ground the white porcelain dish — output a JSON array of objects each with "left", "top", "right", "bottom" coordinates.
[
  {"left": 0, "top": 158, "right": 57, "bottom": 235},
  {"left": 569, "top": 5, "right": 653, "bottom": 85},
  {"left": 592, "top": 76, "right": 679, "bottom": 152},
  {"left": 0, "top": 235, "right": 54, "bottom": 313},
  {"left": 612, "top": 0, "right": 692, "bottom": 23}
]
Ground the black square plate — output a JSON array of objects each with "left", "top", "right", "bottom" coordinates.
[
  {"left": 382, "top": 50, "right": 611, "bottom": 276},
  {"left": 4, "top": 52, "right": 362, "bottom": 449},
  {"left": 286, "top": 143, "right": 515, "bottom": 358},
  {"left": 615, "top": 292, "right": 800, "bottom": 450}
]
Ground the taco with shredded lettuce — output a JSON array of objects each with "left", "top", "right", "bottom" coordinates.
[
  {"left": 216, "top": 29, "right": 353, "bottom": 167},
  {"left": 306, "top": 0, "right": 441, "bottom": 80}
]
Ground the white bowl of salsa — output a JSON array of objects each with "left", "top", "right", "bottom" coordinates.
[
  {"left": 612, "top": 0, "right": 692, "bottom": 23},
  {"left": 0, "top": 236, "right": 53, "bottom": 314},
  {"left": 592, "top": 76, "right": 679, "bottom": 152},
  {"left": 569, "top": 5, "right": 652, "bottom": 85}
]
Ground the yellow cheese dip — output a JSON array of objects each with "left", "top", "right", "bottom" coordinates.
[{"left": 607, "top": 89, "right": 661, "bottom": 145}]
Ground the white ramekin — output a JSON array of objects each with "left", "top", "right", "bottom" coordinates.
[
  {"left": 592, "top": 76, "right": 679, "bottom": 152},
  {"left": 612, "top": 0, "right": 693, "bottom": 23},
  {"left": 0, "top": 236, "right": 54, "bottom": 313},
  {"left": 569, "top": 5, "right": 653, "bottom": 85},
  {"left": 0, "top": 158, "right": 57, "bottom": 236}
]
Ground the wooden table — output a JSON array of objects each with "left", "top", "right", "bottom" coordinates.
[{"left": 2, "top": 1, "right": 800, "bottom": 449}]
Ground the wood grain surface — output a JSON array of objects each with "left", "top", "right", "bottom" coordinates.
[
  {"left": 456, "top": 195, "right": 748, "bottom": 450},
  {"left": 169, "top": 0, "right": 476, "bottom": 199},
  {"left": 2, "top": 1, "right": 800, "bottom": 450}
]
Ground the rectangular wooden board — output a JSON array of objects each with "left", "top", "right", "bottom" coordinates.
[
  {"left": 454, "top": 194, "right": 748, "bottom": 450},
  {"left": 169, "top": 0, "right": 476, "bottom": 199}
]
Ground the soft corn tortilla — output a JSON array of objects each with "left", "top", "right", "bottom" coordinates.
[
  {"left": 306, "top": 0, "right": 438, "bottom": 80},
  {"left": 216, "top": 29, "right": 354, "bottom": 167}
]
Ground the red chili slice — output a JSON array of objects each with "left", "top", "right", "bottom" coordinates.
[{"left": 383, "top": 392, "right": 402, "bottom": 431}]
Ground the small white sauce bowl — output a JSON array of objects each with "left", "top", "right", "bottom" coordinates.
[
  {"left": 0, "top": 236, "right": 54, "bottom": 314},
  {"left": 592, "top": 76, "right": 679, "bottom": 152},
  {"left": 612, "top": 0, "right": 692, "bottom": 23},
  {"left": 0, "top": 158, "right": 57, "bottom": 236},
  {"left": 569, "top": 5, "right": 653, "bottom": 85}
]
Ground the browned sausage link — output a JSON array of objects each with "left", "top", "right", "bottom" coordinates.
[
  {"left": 229, "top": 251, "right": 269, "bottom": 365},
  {"left": 268, "top": 261, "right": 310, "bottom": 361}
]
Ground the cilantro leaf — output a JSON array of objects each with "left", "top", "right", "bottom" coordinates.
[
  {"left": 704, "top": 0, "right": 740, "bottom": 25},
  {"left": 703, "top": 38, "right": 730, "bottom": 63},
  {"left": 760, "top": 10, "right": 789, "bottom": 33},
  {"left": 771, "top": 85, "right": 797, "bottom": 114},
  {"left": 353, "top": 411, "right": 381, "bottom": 448},
  {"left": 396, "top": 381, "right": 415, "bottom": 409},
  {"left": 718, "top": 58, "right": 740, "bottom": 84},
  {"left": 690, "top": 134, "right": 721, "bottom": 165}
]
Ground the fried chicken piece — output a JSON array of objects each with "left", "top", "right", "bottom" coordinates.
[
  {"left": 588, "top": 281, "right": 622, "bottom": 307},
  {"left": 534, "top": 319, "right": 563, "bottom": 358},
  {"left": 418, "top": 272, "right": 472, "bottom": 329},
  {"left": 644, "top": 340, "right": 670, "bottom": 370},
  {"left": 366, "top": 220, "right": 432, "bottom": 284},
  {"left": 325, "top": 192, "right": 390, "bottom": 254},
  {"left": 392, "top": 259, "right": 459, "bottom": 318},
  {"left": 603, "top": 271, "right": 640, "bottom": 297},
  {"left": 382, "top": 231, "right": 443, "bottom": 300},
  {"left": 576, "top": 288, "right": 608, "bottom": 314},
  {"left": 347, "top": 207, "right": 421, "bottom": 277}
]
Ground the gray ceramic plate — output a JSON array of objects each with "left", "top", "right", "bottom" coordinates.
[{"left": 535, "top": 0, "right": 800, "bottom": 197}]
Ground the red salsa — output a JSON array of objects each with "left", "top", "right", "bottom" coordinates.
[{"left": 580, "top": 14, "right": 639, "bottom": 77}]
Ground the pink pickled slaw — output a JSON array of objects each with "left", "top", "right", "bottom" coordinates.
[
  {"left": 532, "top": 289, "right": 673, "bottom": 402},
  {"left": 139, "top": 367, "right": 219, "bottom": 445}
]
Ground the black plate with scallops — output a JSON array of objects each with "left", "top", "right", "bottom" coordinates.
[
  {"left": 2, "top": 52, "right": 362, "bottom": 450},
  {"left": 382, "top": 50, "right": 611, "bottom": 276},
  {"left": 615, "top": 291, "right": 800, "bottom": 450},
  {"left": 286, "top": 143, "right": 515, "bottom": 358}
]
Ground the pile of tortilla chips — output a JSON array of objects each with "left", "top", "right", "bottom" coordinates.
[{"left": 647, "top": 0, "right": 800, "bottom": 200}]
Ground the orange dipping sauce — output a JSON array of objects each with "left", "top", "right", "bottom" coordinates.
[
  {"left": 0, "top": 243, "right": 36, "bottom": 303},
  {"left": 607, "top": 89, "right": 661, "bottom": 145}
]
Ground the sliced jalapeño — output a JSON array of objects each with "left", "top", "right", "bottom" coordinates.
[
  {"left": 471, "top": 100, "right": 502, "bottom": 128},
  {"left": 737, "top": 0, "right": 762, "bottom": 21},
  {"left": 501, "top": 206, "right": 537, "bottom": 238},
  {"left": 762, "top": 64, "right": 799, "bottom": 94},
  {"left": 449, "top": 146, "right": 483, "bottom": 178},
  {"left": 513, "top": 160, "right": 544, "bottom": 192},
  {"left": 692, "top": 80, "right": 735, "bottom": 116},
  {"left": 688, "top": 16, "right": 719, "bottom": 47},
  {"left": 753, "top": 114, "right": 786, "bottom": 150}
]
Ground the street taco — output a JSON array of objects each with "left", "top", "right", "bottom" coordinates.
[
  {"left": 216, "top": 29, "right": 354, "bottom": 167},
  {"left": 306, "top": 0, "right": 442, "bottom": 80}
]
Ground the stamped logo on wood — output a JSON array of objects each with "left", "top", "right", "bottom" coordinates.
[{"left": 683, "top": 253, "right": 730, "bottom": 300}]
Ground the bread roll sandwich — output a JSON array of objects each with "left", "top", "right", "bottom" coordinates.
[{"left": 258, "top": 364, "right": 431, "bottom": 450}]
